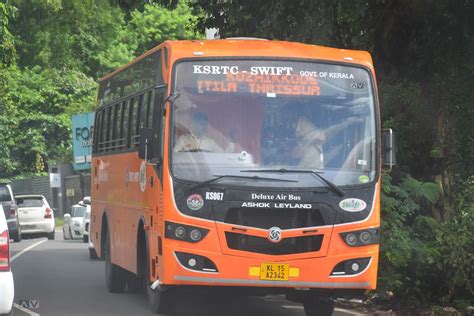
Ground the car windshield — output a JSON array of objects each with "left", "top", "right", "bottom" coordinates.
[
  {"left": 17, "top": 198, "right": 43, "bottom": 208},
  {"left": 171, "top": 60, "right": 377, "bottom": 188},
  {"left": 72, "top": 206, "right": 87, "bottom": 217}
]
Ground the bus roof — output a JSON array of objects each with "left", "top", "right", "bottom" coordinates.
[{"left": 100, "top": 39, "right": 374, "bottom": 82}]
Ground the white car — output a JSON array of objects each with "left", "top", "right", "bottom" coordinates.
[
  {"left": 80, "top": 198, "right": 98, "bottom": 259},
  {"left": 0, "top": 205, "right": 14, "bottom": 316},
  {"left": 63, "top": 204, "right": 88, "bottom": 240},
  {"left": 82, "top": 204, "right": 90, "bottom": 243},
  {"left": 16, "top": 194, "right": 55, "bottom": 240}
]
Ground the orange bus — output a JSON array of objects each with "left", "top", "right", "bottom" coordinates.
[{"left": 90, "top": 39, "right": 392, "bottom": 315}]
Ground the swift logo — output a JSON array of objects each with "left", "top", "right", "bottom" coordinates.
[{"left": 268, "top": 227, "right": 282, "bottom": 243}]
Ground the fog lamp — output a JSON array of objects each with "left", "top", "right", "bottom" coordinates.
[{"left": 351, "top": 262, "right": 360, "bottom": 272}]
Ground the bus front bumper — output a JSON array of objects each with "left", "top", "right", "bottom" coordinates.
[{"left": 160, "top": 244, "right": 379, "bottom": 290}]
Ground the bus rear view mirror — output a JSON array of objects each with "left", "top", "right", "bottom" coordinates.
[
  {"left": 138, "top": 128, "right": 154, "bottom": 161},
  {"left": 382, "top": 129, "right": 396, "bottom": 170}
]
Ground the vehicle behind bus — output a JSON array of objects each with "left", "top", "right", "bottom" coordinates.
[{"left": 90, "top": 39, "right": 395, "bottom": 315}]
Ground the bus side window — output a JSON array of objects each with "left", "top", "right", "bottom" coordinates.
[
  {"left": 122, "top": 100, "right": 130, "bottom": 149},
  {"left": 100, "top": 108, "right": 108, "bottom": 152},
  {"left": 139, "top": 93, "right": 147, "bottom": 129},
  {"left": 112, "top": 103, "right": 121, "bottom": 149},
  {"left": 93, "top": 111, "right": 102, "bottom": 154},
  {"left": 145, "top": 91, "right": 152, "bottom": 128},
  {"left": 130, "top": 97, "right": 139, "bottom": 148},
  {"left": 105, "top": 106, "right": 112, "bottom": 151}
]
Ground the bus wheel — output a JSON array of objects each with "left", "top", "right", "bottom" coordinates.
[
  {"left": 127, "top": 274, "right": 143, "bottom": 294},
  {"left": 105, "top": 231, "right": 127, "bottom": 293},
  {"left": 147, "top": 285, "right": 175, "bottom": 314},
  {"left": 303, "top": 297, "right": 335, "bottom": 316},
  {"left": 89, "top": 248, "right": 99, "bottom": 260},
  {"left": 145, "top": 251, "right": 175, "bottom": 313}
]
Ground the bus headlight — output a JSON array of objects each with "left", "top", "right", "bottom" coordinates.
[
  {"left": 190, "top": 229, "right": 202, "bottom": 241},
  {"left": 175, "top": 226, "right": 186, "bottom": 239},
  {"left": 345, "top": 233, "right": 358, "bottom": 246},
  {"left": 359, "top": 231, "right": 371, "bottom": 244},
  {"left": 165, "top": 221, "right": 209, "bottom": 243},
  {"left": 340, "top": 228, "right": 379, "bottom": 247}
]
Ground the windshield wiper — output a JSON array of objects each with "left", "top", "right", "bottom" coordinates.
[
  {"left": 240, "top": 168, "right": 346, "bottom": 197},
  {"left": 191, "top": 174, "right": 297, "bottom": 190}
]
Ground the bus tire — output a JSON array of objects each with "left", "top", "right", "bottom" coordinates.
[
  {"left": 89, "top": 248, "right": 99, "bottom": 260},
  {"left": 127, "top": 274, "right": 143, "bottom": 293},
  {"left": 105, "top": 231, "right": 127, "bottom": 293},
  {"left": 303, "top": 297, "right": 335, "bottom": 316},
  {"left": 143, "top": 240, "right": 174, "bottom": 313},
  {"left": 147, "top": 286, "right": 175, "bottom": 314}
]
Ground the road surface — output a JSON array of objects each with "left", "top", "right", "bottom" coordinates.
[{"left": 10, "top": 232, "right": 367, "bottom": 316}]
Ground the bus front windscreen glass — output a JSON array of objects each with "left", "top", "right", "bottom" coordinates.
[{"left": 171, "top": 60, "right": 377, "bottom": 188}]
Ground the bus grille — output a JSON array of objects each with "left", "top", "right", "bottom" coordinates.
[
  {"left": 224, "top": 208, "right": 328, "bottom": 230},
  {"left": 225, "top": 232, "right": 323, "bottom": 255}
]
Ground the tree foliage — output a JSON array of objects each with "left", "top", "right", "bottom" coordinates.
[
  {"left": 0, "top": 0, "right": 201, "bottom": 178},
  {"left": 379, "top": 173, "right": 473, "bottom": 309},
  {"left": 0, "top": 0, "right": 16, "bottom": 65},
  {"left": 0, "top": 66, "right": 96, "bottom": 177}
]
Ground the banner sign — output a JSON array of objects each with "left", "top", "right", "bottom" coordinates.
[{"left": 72, "top": 112, "right": 94, "bottom": 171}]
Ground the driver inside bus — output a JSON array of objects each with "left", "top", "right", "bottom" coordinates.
[
  {"left": 174, "top": 112, "right": 224, "bottom": 152},
  {"left": 293, "top": 116, "right": 362, "bottom": 169}
]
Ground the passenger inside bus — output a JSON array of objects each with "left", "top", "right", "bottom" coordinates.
[{"left": 292, "top": 116, "right": 364, "bottom": 169}]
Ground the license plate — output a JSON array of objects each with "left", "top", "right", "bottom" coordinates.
[
  {"left": 260, "top": 263, "right": 289, "bottom": 281},
  {"left": 22, "top": 225, "right": 36, "bottom": 230}
]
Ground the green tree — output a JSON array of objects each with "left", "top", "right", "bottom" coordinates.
[
  {"left": 11, "top": 0, "right": 126, "bottom": 77},
  {"left": 97, "top": 0, "right": 203, "bottom": 71},
  {"left": 0, "top": 66, "right": 96, "bottom": 178}
]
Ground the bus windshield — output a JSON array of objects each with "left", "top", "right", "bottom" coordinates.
[{"left": 171, "top": 59, "right": 377, "bottom": 188}]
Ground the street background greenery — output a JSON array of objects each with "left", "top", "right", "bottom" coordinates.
[{"left": 0, "top": 0, "right": 473, "bottom": 312}]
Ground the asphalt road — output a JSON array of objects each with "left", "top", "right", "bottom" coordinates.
[{"left": 10, "top": 232, "right": 367, "bottom": 316}]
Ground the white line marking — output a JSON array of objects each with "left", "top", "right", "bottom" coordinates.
[
  {"left": 282, "top": 305, "right": 303, "bottom": 309},
  {"left": 14, "top": 303, "right": 40, "bottom": 316},
  {"left": 11, "top": 239, "right": 47, "bottom": 262},
  {"left": 335, "top": 307, "right": 368, "bottom": 315}
]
